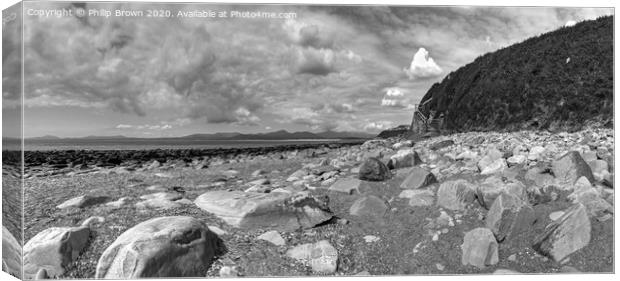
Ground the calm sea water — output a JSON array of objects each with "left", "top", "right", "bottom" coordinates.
[{"left": 4, "top": 138, "right": 365, "bottom": 151}]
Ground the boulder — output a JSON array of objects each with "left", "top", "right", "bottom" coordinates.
[
  {"left": 358, "top": 157, "right": 391, "bottom": 181},
  {"left": 480, "top": 158, "right": 507, "bottom": 175},
  {"left": 105, "top": 197, "right": 130, "bottom": 209},
  {"left": 528, "top": 146, "right": 546, "bottom": 161},
  {"left": 507, "top": 155, "right": 526, "bottom": 166},
  {"left": 399, "top": 167, "right": 437, "bottom": 189},
  {"left": 461, "top": 228, "right": 499, "bottom": 269},
  {"left": 194, "top": 191, "right": 332, "bottom": 231},
  {"left": 477, "top": 148, "right": 503, "bottom": 171},
  {"left": 329, "top": 178, "right": 362, "bottom": 195},
  {"left": 407, "top": 190, "right": 435, "bottom": 207},
  {"left": 533, "top": 204, "right": 591, "bottom": 262},
  {"left": 257, "top": 230, "right": 286, "bottom": 246},
  {"left": 485, "top": 193, "right": 535, "bottom": 242},
  {"left": 286, "top": 240, "right": 338, "bottom": 273},
  {"left": 568, "top": 177, "right": 613, "bottom": 218},
  {"left": 2, "top": 226, "right": 21, "bottom": 278},
  {"left": 552, "top": 151, "right": 594, "bottom": 185},
  {"left": 476, "top": 177, "right": 527, "bottom": 209},
  {"left": 436, "top": 180, "right": 476, "bottom": 210},
  {"left": 57, "top": 195, "right": 110, "bottom": 209},
  {"left": 95, "top": 216, "right": 221, "bottom": 278},
  {"left": 525, "top": 168, "right": 556, "bottom": 187},
  {"left": 349, "top": 195, "right": 388, "bottom": 218},
  {"left": 387, "top": 149, "right": 422, "bottom": 170},
  {"left": 24, "top": 226, "right": 90, "bottom": 278}
]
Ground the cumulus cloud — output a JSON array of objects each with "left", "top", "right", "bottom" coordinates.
[
  {"left": 296, "top": 48, "right": 336, "bottom": 75},
  {"left": 380, "top": 87, "right": 410, "bottom": 108},
  {"left": 363, "top": 121, "right": 394, "bottom": 131},
  {"left": 404, "top": 47, "right": 443, "bottom": 79}
]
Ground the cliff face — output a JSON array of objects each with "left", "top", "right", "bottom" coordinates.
[{"left": 419, "top": 16, "right": 613, "bottom": 132}]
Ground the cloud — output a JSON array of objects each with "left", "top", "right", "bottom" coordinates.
[
  {"left": 404, "top": 47, "right": 443, "bottom": 79},
  {"left": 115, "top": 123, "right": 173, "bottom": 130},
  {"left": 116, "top": 124, "right": 133, "bottom": 129},
  {"left": 363, "top": 121, "right": 394, "bottom": 131},
  {"left": 381, "top": 87, "right": 411, "bottom": 108},
  {"left": 296, "top": 48, "right": 336, "bottom": 75},
  {"left": 298, "top": 25, "right": 335, "bottom": 49},
  {"left": 565, "top": 20, "right": 577, "bottom": 27}
]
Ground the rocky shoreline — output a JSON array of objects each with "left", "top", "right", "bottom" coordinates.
[{"left": 2, "top": 128, "right": 614, "bottom": 278}]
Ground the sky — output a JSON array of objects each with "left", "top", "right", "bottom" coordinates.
[{"left": 1, "top": 2, "right": 613, "bottom": 138}]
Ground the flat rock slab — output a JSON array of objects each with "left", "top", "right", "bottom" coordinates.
[
  {"left": 194, "top": 191, "right": 332, "bottom": 231},
  {"left": 136, "top": 198, "right": 183, "bottom": 210},
  {"left": 349, "top": 195, "right": 388, "bottom": 219},
  {"left": 436, "top": 179, "right": 476, "bottom": 211},
  {"left": 57, "top": 195, "right": 110, "bottom": 209},
  {"left": 96, "top": 216, "right": 220, "bottom": 278},
  {"left": 2, "top": 226, "right": 21, "bottom": 278},
  {"left": 400, "top": 167, "right": 437, "bottom": 189},
  {"left": 533, "top": 204, "right": 591, "bottom": 262},
  {"left": 399, "top": 189, "right": 435, "bottom": 207},
  {"left": 286, "top": 240, "right": 338, "bottom": 273},
  {"left": 461, "top": 227, "right": 499, "bottom": 269},
  {"left": 24, "top": 226, "right": 90, "bottom": 278},
  {"left": 552, "top": 151, "right": 594, "bottom": 185}
]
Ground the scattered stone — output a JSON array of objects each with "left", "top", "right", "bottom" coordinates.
[
  {"left": 24, "top": 226, "right": 90, "bottom": 278},
  {"left": 95, "top": 216, "right": 221, "bottom": 278},
  {"left": 355, "top": 270, "right": 371, "bottom": 276},
  {"left": 461, "top": 227, "right": 499, "bottom": 269},
  {"left": 552, "top": 151, "right": 595, "bottom": 185},
  {"left": 104, "top": 197, "right": 130, "bottom": 209},
  {"left": 525, "top": 168, "right": 556, "bottom": 187},
  {"left": 2, "top": 226, "right": 21, "bottom": 278},
  {"left": 485, "top": 193, "right": 535, "bottom": 242},
  {"left": 257, "top": 230, "right": 286, "bottom": 246},
  {"left": 533, "top": 204, "right": 591, "bottom": 262},
  {"left": 251, "top": 169, "right": 267, "bottom": 177},
  {"left": 398, "top": 189, "right": 435, "bottom": 207},
  {"left": 139, "top": 192, "right": 182, "bottom": 201},
  {"left": 435, "top": 263, "right": 445, "bottom": 271},
  {"left": 363, "top": 235, "right": 380, "bottom": 243},
  {"left": 476, "top": 177, "right": 527, "bottom": 209},
  {"left": 399, "top": 167, "right": 437, "bottom": 189},
  {"left": 430, "top": 139, "right": 454, "bottom": 150},
  {"left": 57, "top": 195, "right": 110, "bottom": 209},
  {"left": 436, "top": 179, "right": 476, "bottom": 210},
  {"left": 358, "top": 157, "right": 391, "bottom": 181},
  {"left": 81, "top": 216, "right": 105, "bottom": 228},
  {"left": 560, "top": 265, "right": 581, "bottom": 273},
  {"left": 480, "top": 158, "right": 507, "bottom": 175},
  {"left": 350, "top": 195, "right": 388, "bottom": 219},
  {"left": 194, "top": 191, "right": 332, "bottom": 231},
  {"left": 328, "top": 178, "right": 362, "bottom": 195},
  {"left": 549, "top": 211, "right": 565, "bottom": 221},
  {"left": 219, "top": 266, "right": 240, "bottom": 277},
  {"left": 387, "top": 149, "right": 422, "bottom": 170},
  {"left": 207, "top": 225, "right": 228, "bottom": 236},
  {"left": 286, "top": 240, "right": 338, "bottom": 273},
  {"left": 507, "top": 254, "right": 517, "bottom": 262},
  {"left": 507, "top": 154, "right": 526, "bottom": 166}
]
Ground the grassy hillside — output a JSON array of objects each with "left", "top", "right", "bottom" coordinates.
[{"left": 419, "top": 16, "right": 613, "bottom": 132}]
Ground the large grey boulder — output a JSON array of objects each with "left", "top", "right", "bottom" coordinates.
[
  {"left": 436, "top": 179, "right": 476, "bottom": 210},
  {"left": 2, "top": 226, "right": 21, "bottom": 278},
  {"left": 286, "top": 240, "right": 338, "bottom": 273},
  {"left": 95, "top": 216, "right": 220, "bottom": 278},
  {"left": 194, "top": 191, "right": 332, "bottom": 231},
  {"left": 358, "top": 157, "right": 391, "bottom": 181},
  {"left": 485, "top": 193, "right": 535, "bottom": 242},
  {"left": 24, "top": 226, "right": 90, "bottom": 278},
  {"left": 387, "top": 149, "right": 422, "bottom": 170},
  {"left": 552, "top": 151, "right": 595, "bottom": 185},
  {"left": 533, "top": 204, "right": 591, "bottom": 262},
  {"left": 399, "top": 167, "right": 437, "bottom": 189},
  {"left": 476, "top": 176, "right": 527, "bottom": 209},
  {"left": 461, "top": 228, "right": 499, "bottom": 269}
]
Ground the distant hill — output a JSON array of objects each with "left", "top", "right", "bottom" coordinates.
[
  {"left": 419, "top": 16, "right": 613, "bottom": 132},
  {"left": 25, "top": 130, "right": 374, "bottom": 141}
]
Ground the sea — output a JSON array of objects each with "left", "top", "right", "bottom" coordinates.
[{"left": 3, "top": 138, "right": 366, "bottom": 151}]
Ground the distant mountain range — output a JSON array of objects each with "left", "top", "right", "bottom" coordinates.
[{"left": 20, "top": 130, "right": 375, "bottom": 141}]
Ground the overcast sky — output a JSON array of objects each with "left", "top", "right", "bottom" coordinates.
[{"left": 2, "top": 2, "right": 613, "bottom": 138}]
